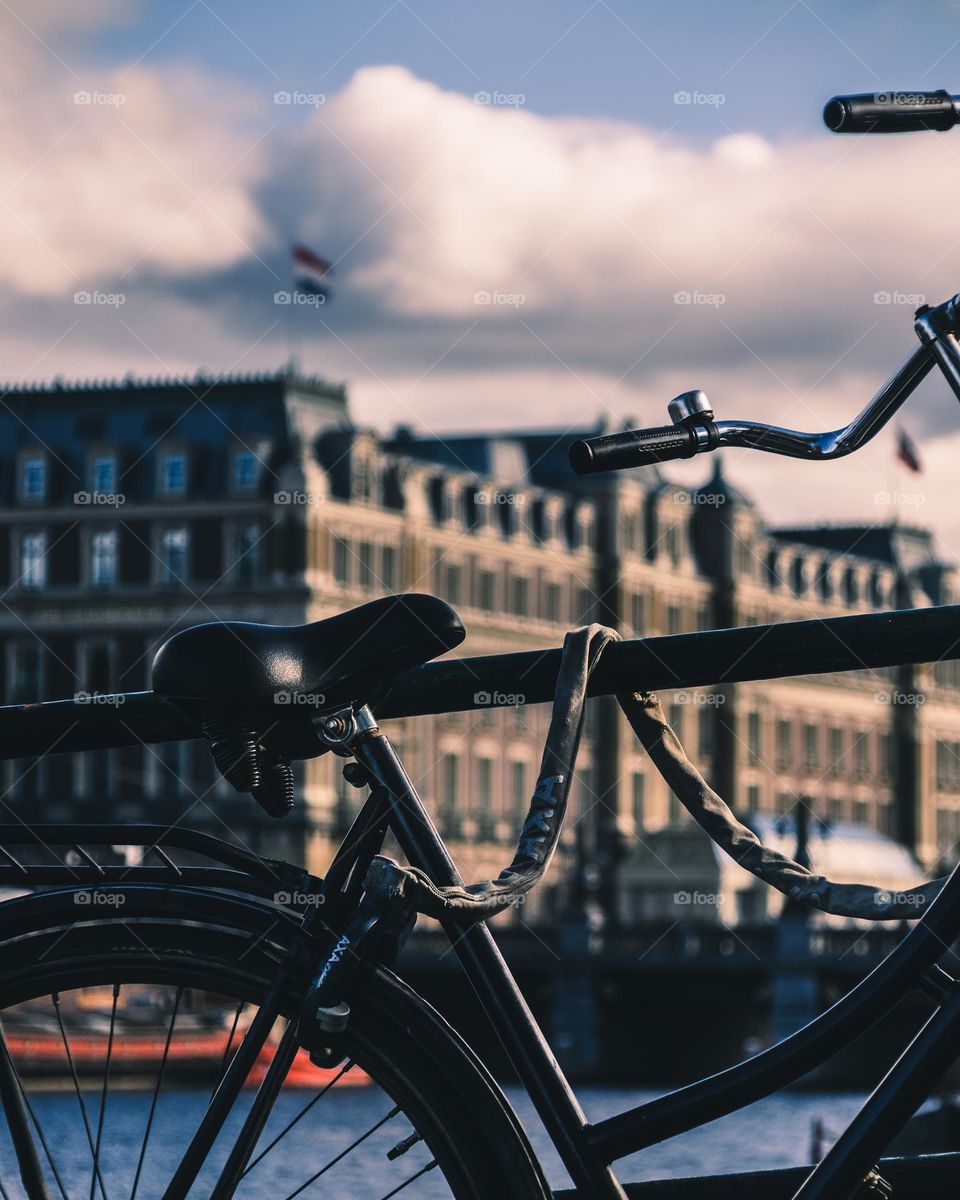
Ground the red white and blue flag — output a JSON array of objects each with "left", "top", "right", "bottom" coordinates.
[
  {"left": 292, "top": 243, "right": 333, "bottom": 298},
  {"left": 896, "top": 428, "right": 922, "bottom": 474}
]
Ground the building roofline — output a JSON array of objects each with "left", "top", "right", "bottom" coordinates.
[{"left": 0, "top": 366, "right": 347, "bottom": 400}]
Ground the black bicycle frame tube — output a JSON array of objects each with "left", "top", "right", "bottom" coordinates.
[
  {"left": 588, "top": 856, "right": 960, "bottom": 1162},
  {"left": 2, "top": 603, "right": 959, "bottom": 756},
  {"left": 793, "top": 985, "right": 960, "bottom": 1199},
  {"left": 354, "top": 721, "right": 629, "bottom": 1200}
]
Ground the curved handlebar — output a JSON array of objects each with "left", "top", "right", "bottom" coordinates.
[{"left": 568, "top": 289, "right": 960, "bottom": 476}]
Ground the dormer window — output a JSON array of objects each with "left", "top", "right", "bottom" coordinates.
[
  {"left": 91, "top": 454, "right": 116, "bottom": 495},
  {"left": 21, "top": 455, "right": 46, "bottom": 503},
  {"left": 233, "top": 449, "right": 259, "bottom": 492},
  {"left": 160, "top": 451, "right": 188, "bottom": 496}
]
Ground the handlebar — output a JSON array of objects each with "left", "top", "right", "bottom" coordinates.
[
  {"left": 824, "top": 90, "right": 960, "bottom": 134},
  {"left": 570, "top": 295, "right": 960, "bottom": 476}
]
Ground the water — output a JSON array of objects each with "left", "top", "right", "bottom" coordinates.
[{"left": 0, "top": 1085, "right": 873, "bottom": 1197}]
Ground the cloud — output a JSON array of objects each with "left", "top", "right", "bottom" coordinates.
[{"left": 0, "top": 2, "right": 270, "bottom": 298}]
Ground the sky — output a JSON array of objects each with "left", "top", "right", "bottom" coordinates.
[{"left": 7, "top": 0, "right": 960, "bottom": 550}]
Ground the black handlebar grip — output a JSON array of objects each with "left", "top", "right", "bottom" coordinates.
[
  {"left": 569, "top": 424, "right": 698, "bottom": 475},
  {"left": 824, "top": 90, "right": 957, "bottom": 133}
]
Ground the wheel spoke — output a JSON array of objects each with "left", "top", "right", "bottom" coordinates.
[
  {"left": 240, "top": 1059, "right": 354, "bottom": 1178},
  {"left": 214, "top": 1000, "right": 245, "bottom": 1092},
  {"left": 130, "top": 985, "right": 182, "bottom": 1200},
  {"left": 378, "top": 1159, "right": 439, "bottom": 1199},
  {"left": 281, "top": 1106, "right": 402, "bottom": 1200},
  {"left": 52, "top": 992, "right": 108, "bottom": 1200},
  {"left": 89, "top": 984, "right": 120, "bottom": 1200}
]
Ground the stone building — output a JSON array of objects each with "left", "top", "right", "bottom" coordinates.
[{"left": 0, "top": 368, "right": 956, "bottom": 920}]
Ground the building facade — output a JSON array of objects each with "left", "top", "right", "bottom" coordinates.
[{"left": 0, "top": 369, "right": 957, "bottom": 920}]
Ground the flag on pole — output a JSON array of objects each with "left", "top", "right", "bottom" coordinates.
[
  {"left": 896, "top": 428, "right": 922, "bottom": 474},
  {"left": 292, "top": 244, "right": 333, "bottom": 298}
]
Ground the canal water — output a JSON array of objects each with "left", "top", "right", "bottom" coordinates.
[{"left": 0, "top": 1085, "right": 874, "bottom": 1196}]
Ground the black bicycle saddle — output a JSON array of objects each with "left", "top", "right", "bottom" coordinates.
[{"left": 151, "top": 593, "right": 465, "bottom": 714}]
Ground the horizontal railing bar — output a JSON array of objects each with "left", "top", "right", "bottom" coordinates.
[{"left": 0, "top": 604, "right": 956, "bottom": 758}]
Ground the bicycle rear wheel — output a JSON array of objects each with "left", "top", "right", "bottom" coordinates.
[{"left": 0, "top": 898, "right": 549, "bottom": 1199}]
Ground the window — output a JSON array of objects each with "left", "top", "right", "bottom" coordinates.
[
  {"left": 20, "top": 532, "right": 46, "bottom": 590},
  {"left": 233, "top": 450, "right": 258, "bottom": 491},
  {"left": 235, "top": 523, "right": 263, "bottom": 584},
  {"left": 880, "top": 733, "right": 894, "bottom": 779},
  {"left": 444, "top": 563, "right": 462, "bottom": 605},
  {"left": 160, "top": 452, "right": 187, "bottom": 495},
  {"left": 21, "top": 456, "right": 46, "bottom": 502},
  {"left": 91, "top": 454, "right": 116, "bottom": 495},
  {"left": 358, "top": 542, "right": 374, "bottom": 589},
  {"left": 747, "top": 712, "right": 761, "bottom": 763},
  {"left": 803, "top": 724, "right": 819, "bottom": 772},
  {"left": 631, "top": 772, "right": 646, "bottom": 829},
  {"left": 478, "top": 569, "right": 495, "bottom": 612},
  {"left": 476, "top": 756, "right": 494, "bottom": 838},
  {"left": 668, "top": 702, "right": 684, "bottom": 741},
  {"left": 333, "top": 537, "right": 350, "bottom": 586},
  {"left": 440, "top": 754, "right": 460, "bottom": 837},
  {"left": 698, "top": 706, "right": 714, "bottom": 757},
  {"left": 544, "top": 581, "right": 562, "bottom": 623},
  {"left": 11, "top": 643, "right": 42, "bottom": 701},
  {"left": 664, "top": 525, "right": 680, "bottom": 567},
  {"left": 829, "top": 728, "right": 844, "bottom": 776},
  {"left": 854, "top": 732, "right": 870, "bottom": 779},
  {"left": 630, "top": 593, "right": 645, "bottom": 634},
  {"left": 381, "top": 546, "right": 397, "bottom": 592},
  {"left": 746, "top": 784, "right": 761, "bottom": 812},
  {"left": 776, "top": 719, "right": 792, "bottom": 769},
  {"left": 667, "top": 606, "right": 682, "bottom": 636},
  {"left": 511, "top": 576, "right": 529, "bottom": 617},
  {"left": 510, "top": 761, "right": 527, "bottom": 824},
  {"left": 160, "top": 528, "right": 188, "bottom": 583},
  {"left": 90, "top": 529, "right": 117, "bottom": 588}
]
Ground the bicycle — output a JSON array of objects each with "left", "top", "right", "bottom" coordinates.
[{"left": 1, "top": 88, "right": 960, "bottom": 1199}]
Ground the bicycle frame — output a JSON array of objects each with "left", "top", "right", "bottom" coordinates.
[{"left": 3, "top": 604, "right": 960, "bottom": 1197}]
